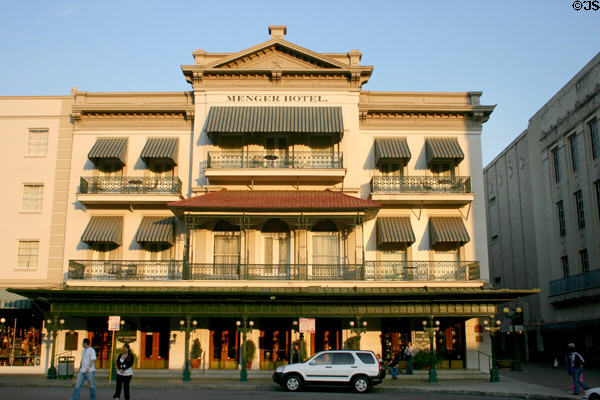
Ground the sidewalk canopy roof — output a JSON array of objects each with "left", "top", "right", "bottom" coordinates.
[
  {"left": 88, "top": 138, "right": 127, "bottom": 166},
  {"left": 425, "top": 138, "right": 464, "bottom": 165},
  {"left": 0, "top": 289, "right": 32, "bottom": 309},
  {"left": 204, "top": 106, "right": 344, "bottom": 139},
  {"left": 140, "top": 138, "right": 178, "bottom": 165},
  {"left": 374, "top": 138, "right": 411, "bottom": 166},
  {"left": 168, "top": 190, "right": 380, "bottom": 212}
]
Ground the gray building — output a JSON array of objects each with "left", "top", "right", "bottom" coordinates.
[{"left": 484, "top": 52, "right": 600, "bottom": 363}]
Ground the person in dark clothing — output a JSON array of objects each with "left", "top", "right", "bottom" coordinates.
[
  {"left": 388, "top": 350, "right": 401, "bottom": 379},
  {"left": 291, "top": 343, "right": 300, "bottom": 364},
  {"left": 565, "top": 343, "right": 589, "bottom": 395},
  {"left": 113, "top": 344, "right": 134, "bottom": 400}
]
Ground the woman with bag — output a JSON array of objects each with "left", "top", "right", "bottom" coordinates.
[{"left": 113, "top": 343, "right": 134, "bottom": 400}]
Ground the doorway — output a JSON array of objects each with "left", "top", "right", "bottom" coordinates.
[
  {"left": 209, "top": 320, "right": 238, "bottom": 369},
  {"left": 259, "top": 321, "right": 290, "bottom": 369},
  {"left": 311, "top": 319, "right": 341, "bottom": 356},
  {"left": 139, "top": 318, "right": 169, "bottom": 369}
]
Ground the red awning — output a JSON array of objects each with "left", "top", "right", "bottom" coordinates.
[{"left": 168, "top": 189, "right": 380, "bottom": 212}]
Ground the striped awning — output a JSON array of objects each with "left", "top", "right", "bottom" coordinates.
[
  {"left": 205, "top": 106, "right": 344, "bottom": 138},
  {"left": 0, "top": 289, "right": 32, "bottom": 309},
  {"left": 425, "top": 138, "right": 464, "bottom": 165},
  {"left": 88, "top": 138, "right": 127, "bottom": 166},
  {"left": 374, "top": 138, "right": 411, "bottom": 165},
  {"left": 429, "top": 217, "right": 470, "bottom": 245},
  {"left": 135, "top": 217, "right": 175, "bottom": 244},
  {"left": 377, "top": 217, "right": 415, "bottom": 246},
  {"left": 81, "top": 217, "right": 123, "bottom": 246},
  {"left": 140, "top": 138, "right": 178, "bottom": 165}
]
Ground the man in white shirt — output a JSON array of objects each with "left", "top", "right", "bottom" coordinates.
[{"left": 71, "top": 338, "right": 96, "bottom": 400}]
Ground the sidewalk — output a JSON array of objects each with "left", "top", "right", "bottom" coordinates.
[{"left": 0, "top": 364, "right": 596, "bottom": 399}]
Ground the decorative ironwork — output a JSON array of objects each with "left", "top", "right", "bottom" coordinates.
[
  {"left": 79, "top": 176, "right": 182, "bottom": 194},
  {"left": 68, "top": 260, "right": 479, "bottom": 282},
  {"left": 549, "top": 269, "right": 600, "bottom": 296},
  {"left": 207, "top": 151, "right": 343, "bottom": 169},
  {"left": 370, "top": 176, "right": 471, "bottom": 194}
]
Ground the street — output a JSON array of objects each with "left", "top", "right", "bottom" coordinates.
[{"left": 0, "top": 386, "right": 526, "bottom": 400}]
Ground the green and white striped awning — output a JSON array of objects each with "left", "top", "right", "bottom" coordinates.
[
  {"left": 377, "top": 217, "right": 415, "bottom": 246},
  {"left": 425, "top": 138, "right": 464, "bottom": 165},
  {"left": 81, "top": 217, "right": 123, "bottom": 246},
  {"left": 135, "top": 217, "right": 175, "bottom": 244},
  {"left": 374, "top": 138, "right": 411, "bottom": 165},
  {"left": 0, "top": 289, "right": 32, "bottom": 309},
  {"left": 88, "top": 138, "right": 128, "bottom": 166},
  {"left": 429, "top": 217, "right": 470, "bottom": 245},
  {"left": 205, "top": 106, "right": 344, "bottom": 138},
  {"left": 140, "top": 138, "right": 178, "bottom": 165}
]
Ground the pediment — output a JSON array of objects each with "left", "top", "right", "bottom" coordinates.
[{"left": 209, "top": 42, "right": 344, "bottom": 70}]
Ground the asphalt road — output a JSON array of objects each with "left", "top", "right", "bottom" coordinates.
[{"left": 0, "top": 386, "right": 525, "bottom": 399}]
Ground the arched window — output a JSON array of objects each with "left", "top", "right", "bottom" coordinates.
[{"left": 311, "top": 219, "right": 338, "bottom": 232}]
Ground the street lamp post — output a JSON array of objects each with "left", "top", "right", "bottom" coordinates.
[
  {"left": 422, "top": 316, "right": 440, "bottom": 383},
  {"left": 483, "top": 315, "right": 502, "bottom": 382},
  {"left": 45, "top": 316, "right": 65, "bottom": 380},
  {"left": 348, "top": 319, "right": 368, "bottom": 349},
  {"left": 179, "top": 317, "right": 198, "bottom": 382},
  {"left": 0, "top": 317, "right": 5, "bottom": 332},
  {"left": 503, "top": 306, "right": 523, "bottom": 372},
  {"left": 236, "top": 318, "right": 254, "bottom": 382}
]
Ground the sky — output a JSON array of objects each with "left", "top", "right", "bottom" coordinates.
[{"left": 1, "top": 0, "right": 599, "bottom": 165}]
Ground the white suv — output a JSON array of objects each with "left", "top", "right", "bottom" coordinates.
[{"left": 272, "top": 350, "right": 384, "bottom": 393}]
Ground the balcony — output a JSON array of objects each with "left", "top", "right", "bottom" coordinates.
[
  {"left": 68, "top": 260, "right": 480, "bottom": 282},
  {"left": 77, "top": 176, "right": 183, "bottom": 205},
  {"left": 370, "top": 176, "right": 474, "bottom": 205},
  {"left": 204, "top": 151, "right": 345, "bottom": 184},
  {"left": 549, "top": 270, "right": 600, "bottom": 305}
]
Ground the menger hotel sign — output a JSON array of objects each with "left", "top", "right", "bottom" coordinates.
[{"left": 226, "top": 95, "right": 327, "bottom": 103}]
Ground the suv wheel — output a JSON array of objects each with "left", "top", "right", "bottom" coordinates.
[
  {"left": 351, "top": 375, "right": 370, "bottom": 393},
  {"left": 284, "top": 374, "right": 302, "bottom": 392}
]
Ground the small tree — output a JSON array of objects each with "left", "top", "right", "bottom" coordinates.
[
  {"left": 245, "top": 339, "right": 256, "bottom": 364},
  {"left": 344, "top": 335, "right": 360, "bottom": 350},
  {"left": 190, "top": 338, "right": 202, "bottom": 359}
]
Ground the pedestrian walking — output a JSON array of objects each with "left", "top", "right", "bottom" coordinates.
[
  {"left": 71, "top": 338, "right": 96, "bottom": 400},
  {"left": 404, "top": 342, "right": 414, "bottom": 375},
  {"left": 564, "top": 343, "right": 589, "bottom": 396},
  {"left": 388, "top": 349, "right": 401, "bottom": 379},
  {"left": 113, "top": 343, "right": 134, "bottom": 400}
]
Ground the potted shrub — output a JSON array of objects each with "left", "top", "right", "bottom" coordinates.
[
  {"left": 343, "top": 335, "right": 360, "bottom": 350},
  {"left": 190, "top": 338, "right": 202, "bottom": 369},
  {"left": 245, "top": 339, "right": 256, "bottom": 369}
]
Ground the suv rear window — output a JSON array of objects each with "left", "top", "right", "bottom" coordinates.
[
  {"left": 356, "top": 352, "right": 376, "bottom": 364},
  {"left": 332, "top": 352, "right": 355, "bottom": 365}
]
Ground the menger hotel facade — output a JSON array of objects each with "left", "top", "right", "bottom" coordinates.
[{"left": 1, "top": 26, "right": 533, "bottom": 373}]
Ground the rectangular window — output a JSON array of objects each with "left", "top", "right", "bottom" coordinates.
[
  {"left": 590, "top": 118, "right": 599, "bottom": 160},
  {"left": 26, "top": 129, "right": 49, "bottom": 156},
  {"left": 552, "top": 147, "right": 560, "bottom": 183},
  {"left": 596, "top": 180, "right": 600, "bottom": 221},
  {"left": 21, "top": 184, "right": 44, "bottom": 211},
  {"left": 213, "top": 234, "right": 240, "bottom": 265},
  {"left": 557, "top": 201, "right": 566, "bottom": 237},
  {"left": 569, "top": 134, "right": 579, "bottom": 172},
  {"left": 561, "top": 255, "right": 570, "bottom": 278},
  {"left": 579, "top": 249, "right": 589, "bottom": 273},
  {"left": 16, "top": 240, "right": 39, "bottom": 269},
  {"left": 312, "top": 235, "right": 339, "bottom": 265},
  {"left": 575, "top": 190, "right": 585, "bottom": 230}
]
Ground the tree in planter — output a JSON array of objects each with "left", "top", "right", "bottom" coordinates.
[
  {"left": 190, "top": 339, "right": 202, "bottom": 369},
  {"left": 412, "top": 350, "right": 444, "bottom": 370},
  {"left": 344, "top": 335, "right": 360, "bottom": 350},
  {"left": 245, "top": 339, "right": 256, "bottom": 368}
]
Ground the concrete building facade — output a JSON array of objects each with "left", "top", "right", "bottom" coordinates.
[
  {"left": 1, "top": 26, "right": 532, "bottom": 375},
  {"left": 484, "top": 52, "right": 600, "bottom": 364}
]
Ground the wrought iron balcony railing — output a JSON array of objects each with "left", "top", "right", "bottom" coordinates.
[
  {"left": 207, "top": 151, "right": 343, "bottom": 169},
  {"left": 79, "top": 176, "right": 182, "bottom": 195},
  {"left": 549, "top": 269, "right": 600, "bottom": 296},
  {"left": 68, "top": 260, "right": 480, "bottom": 282},
  {"left": 364, "top": 261, "right": 480, "bottom": 281},
  {"left": 370, "top": 176, "right": 471, "bottom": 194}
]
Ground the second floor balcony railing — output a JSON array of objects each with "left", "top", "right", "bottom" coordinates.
[
  {"left": 68, "top": 260, "right": 480, "bottom": 282},
  {"left": 207, "top": 151, "right": 343, "bottom": 169},
  {"left": 370, "top": 176, "right": 472, "bottom": 194},
  {"left": 549, "top": 269, "right": 600, "bottom": 296},
  {"left": 79, "top": 176, "right": 182, "bottom": 195}
]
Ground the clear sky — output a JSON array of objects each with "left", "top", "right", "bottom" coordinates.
[{"left": 1, "top": 0, "right": 598, "bottom": 165}]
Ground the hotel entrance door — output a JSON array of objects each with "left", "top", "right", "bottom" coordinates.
[{"left": 139, "top": 318, "right": 169, "bottom": 369}]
